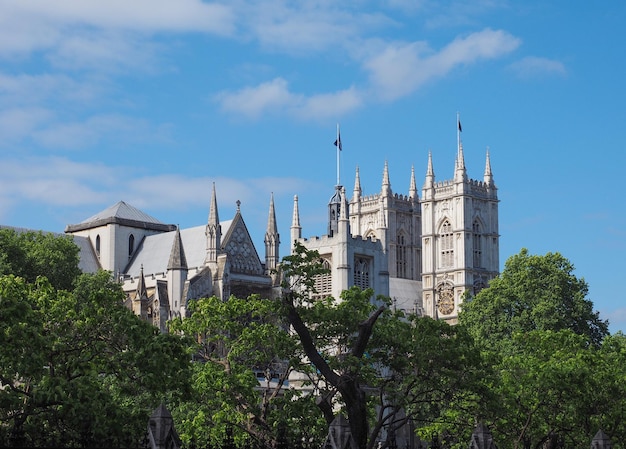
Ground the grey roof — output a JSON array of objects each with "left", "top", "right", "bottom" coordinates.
[
  {"left": 125, "top": 220, "right": 233, "bottom": 278},
  {"left": 66, "top": 201, "right": 176, "bottom": 233},
  {"left": 81, "top": 201, "right": 164, "bottom": 224},
  {"left": 71, "top": 235, "right": 102, "bottom": 273}
]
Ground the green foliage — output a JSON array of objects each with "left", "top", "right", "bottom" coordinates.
[
  {"left": 458, "top": 249, "right": 622, "bottom": 449},
  {"left": 170, "top": 295, "right": 326, "bottom": 448},
  {"left": 460, "top": 248, "right": 608, "bottom": 349},
  {"left": 278, "top": 242, "right": 485, "bottom": 449},
  {"left": 0, "top": 228, "right": 81, "bottom": 291},
  {"left": 0, "top": 258, "right": 190, "bottom": 446}
]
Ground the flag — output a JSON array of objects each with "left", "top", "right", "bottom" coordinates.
[
  {"left": 458, "top": 120, "right": 462, "bottom": 132},
  {"left": 334, "top": 132, "right": 342, "bottom": 151}
]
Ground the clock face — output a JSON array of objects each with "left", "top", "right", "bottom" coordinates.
[{"left": 437, "top": 288, "right": 455, "bottom": 315}]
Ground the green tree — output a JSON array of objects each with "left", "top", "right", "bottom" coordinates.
[
  {"left": 460, "top": 248, "right": 608, "bottom": 349},
  {"left": 170, "top": 294, "right": 326, "bottom": 448},
  {"left": 0, "top": 228, "right": 81, "bottom": 291},
  {"left": 0, "top": 230, "right": 190, "bottom": 447},
  {"left": 279, "top": 243, "right": 485, "bottom": 449},
  {"left": 459, "top": 249, "right": 620, "bottom": 449}
]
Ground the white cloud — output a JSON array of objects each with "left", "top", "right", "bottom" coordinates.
[
  {"left": 0, "top": 107, "right": 54, "bottom": 142},
  {"left": 0, "top": 156, "right": 313, "bottom": 225},
  {"left": 32, "top": 114, "right": 173, "bottom": 150},
  {"left": 215, "top": 78, "right": 363, "bottom": 120},
  {"left": 364, "top": 28, "right": 521, "bottom": 101},
  {"left": 508, "top": 56, "right": 567, "bottom": 79},
  {"left": 216, "top": 78, "right": 296, "bottom": 118}
]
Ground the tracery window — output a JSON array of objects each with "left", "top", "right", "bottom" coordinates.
[
  {"left": 313, "top": 259, "right": 332, "bottom": 299},
  {"left": 354, "top": 258, "right": 370, "bottom": 290},
  {"left": 128, "top": 234, "right": 135, "bottom": 257},
  {"left": 472, "top": 221, "right": 482, "bottom": 268},
  {"left": 439, "top": 220, "right": 454, "bottom": 268},
  {"left": 95, "top": 235, "right": 101, "bottom": 258},
  {"left": 396, "top": 233, "right": 408, "bottom": 278}
]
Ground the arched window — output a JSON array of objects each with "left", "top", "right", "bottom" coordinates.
[
  {"left": 472, "top": 221, "right": 482, "bottom": 268},
  {"left": 439, "top": 220, "right": 453, "bottom": 268},
  {"left": 354, "top": 258, "right": 370, "bottom": 290},
  {"left": 95, "top": 235, "right": 101, "bottom": 258},
  {"left": 396, "top": 233, "right": 407, "bottom": 278},
  {"left": 128, "top": 234, "right": 135, "bottom": 257},
  {"left": 313, "top": 259, "right": 332, "bottom": 299}
]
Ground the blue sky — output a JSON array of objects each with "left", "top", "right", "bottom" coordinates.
[{"left": 1, "top": 1, "right": 624, "bottom": 331}]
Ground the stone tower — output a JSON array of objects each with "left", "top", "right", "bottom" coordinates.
[{"left": 420, "top": 145, "right": 499, "bottom": 321}]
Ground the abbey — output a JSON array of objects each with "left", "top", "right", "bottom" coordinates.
[
  {"left": 65, "top": 185, "right": 282, "bottom": 333},
  {"left": 64, "top": 140, "right": 499, "bottom": 329},
  {"left": 292, "top": 143, "right": 499, "bottom": 322}
]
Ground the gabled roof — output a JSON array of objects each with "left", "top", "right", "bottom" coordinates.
[
  {"left": 124, "top": 220, "right": 234, "bottom": 278},
  {"left": 65, "top": 201, "right": 176, "bottom": 233}
]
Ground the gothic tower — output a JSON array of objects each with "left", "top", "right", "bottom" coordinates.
[
  {"left": 420, "top": 144, "right": 499, "bottom": 321},
  {"left": 349, "top": 161, "right": 422, "bottom": 283}
]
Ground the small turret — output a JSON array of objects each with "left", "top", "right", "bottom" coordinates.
[
  {"left": 409, "top": 165, "right": 418, "bottom": 201},
  {"left": 484, "top": 148, "right": 494, "bottom": 186},
  {"left": 264, "top": 193, "right": 280, "bottom": 274},
  {"left": 353, "top": 166, "right": 362, "bottom": 202},
  {"left": 290, "top": 195, "right": 301, "bottom": 252},
  {"left": 423, "top": 151, "right": 435, "bottom": 189},
  {"left": 328, "top": 185, "right": 343, "bottom": 237},
  {"left": 381, "top": 161, "right": 392, "bottom": 197},
  {"left": 455, "top": 142, "right": 467, "bottom": 183},
  {"left": 205, "top": 183, "right": 221, "bottom": 265}
]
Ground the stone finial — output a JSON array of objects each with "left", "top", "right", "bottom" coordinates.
[
  {"left": 469, "top": 423, "right": 497, "bottom": 449},
  {"left": 591, "top": 430, "right": 612, "bottom": 449}
]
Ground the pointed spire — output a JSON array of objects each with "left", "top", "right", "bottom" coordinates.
[
  {"left": 291, "top": 194, "right": 301, "bottom": 229},
  {"left": 424, "top": 151, "right": 435, "bottom": 189},
  {"left": 290, "top": 195, "right": 301, "bottom": 251},
  {"left": 205, "top": 183, "right": 221, "bottom": 265},
  {"left": 340, "top": 186, "right": 348, "bottom": 221},
  {"left": 136, "top": 265, "right": 148, "bottom": 299},
  {"left": 266, "top": 193, "right": 278, "bottom": 235},
  {"left": 265, "top": 193, "right": 280, "bottom": 274},
  {"left": 382, "top": 160, "right": 391, "bottom": 196},
  {"left": 168, "top": 227, "right": 188, "bottom": 271},
  {"left": 455, "top": 142, "right": 467, "bottom": 182},
  {"left": 409, "top": 165, "right": 417, "bottom": 199},
  {"left": 353, "top": 165, "right": 362, "bottom": 201},
  {"left": 484, "top": 147, "right": 494, "bottom": 185},
  {"left": 208, "top": 182, "right": 219, "bottom": 225}
]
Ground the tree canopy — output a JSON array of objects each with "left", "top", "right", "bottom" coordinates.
[
  {"left": 0, "top": 231, "right": 190, "bottom": 447},
  {"left": 460, "top": 248, "right": 608, "bottom": 349},
  {"left": 458, "top": 249, "right": 621, "bottom": 449}
]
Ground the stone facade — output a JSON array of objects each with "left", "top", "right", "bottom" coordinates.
[
  {"left": 292, "top": 144, "right": 499, "bottom": 320},
  {"left": 65, "top": 185, "right": 281, "bottom": 332}
]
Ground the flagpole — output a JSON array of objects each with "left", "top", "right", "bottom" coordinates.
[
  {"left": 456, "top": 112, "right": 460, "bottom": 155},
  {"left": 336, "top": 123, "right": 340, "bottom": 186}
]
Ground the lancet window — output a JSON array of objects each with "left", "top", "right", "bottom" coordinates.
[
  {"left": 439, "top": 220, "right": 454, "bottom": 268},
  {"left": 472, "top": 220, "right": 482, "bottom": 268},
  {"left": 313, "top": 258, "right": 332, "bottom": 299},
  {"left": 354, "top": 257, "right": 370, "bottom": 290}
]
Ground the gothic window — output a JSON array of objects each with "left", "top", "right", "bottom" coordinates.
[
  {"left": 396, "top": 233, "right": 408, "bottom": 278},
  {"left": 473, "top": 221, "right": 482, "bottom": 268},
  {"left": 128, "top": 234, "right": 135, "bottom": 257},
  {"left": 354, "top": 257, "right": 370, "bottom": 290},
  {"left": 95, "top": 235, "right": 101, "bottom": 258},
  {"left": 439, "top": 220, "right": 454, "bottom": 268},
  {"left": 313, "top": 259, "right": 332, "bottom": 299}
]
